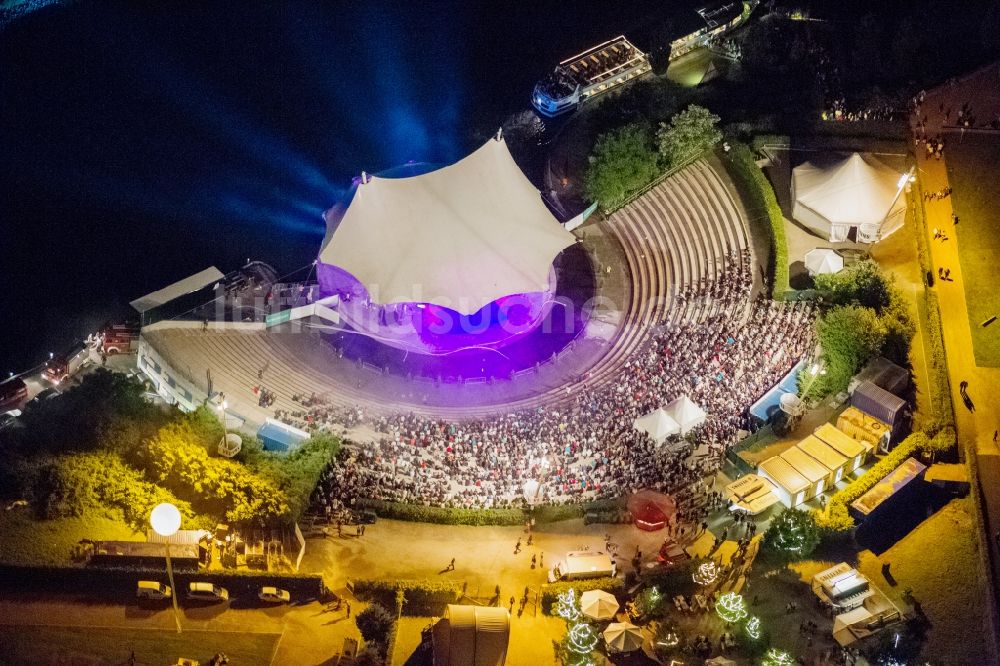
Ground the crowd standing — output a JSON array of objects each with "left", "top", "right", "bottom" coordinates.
[{"left": 300, "top": 264, "right": 816, "bottom": 514}]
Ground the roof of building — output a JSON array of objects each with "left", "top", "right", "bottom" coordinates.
[
  {"left": 758, "top": 456, "right": 810, "bottom": 494},
  {"left": 781, "top": 445, "right": 832, "bottom": 483},
  {"left": 796, "top": 435, "right": 849, "bottom": 472},
  {"left": 851, "top": 380, "right": 907, "bottom": 425},
  {"left": 853, "top": 356, "right": 910, "bottom": 396},
  {"left": 318, "top": 136, "right": 575, "bottom": 315},
  {"left": 130, "top": 267, "right": 224, "bottom": 313},
  {"left": 851, "top": 457, "right": 927, "bottom": 517},
  {"left": 814, "top": 423, "right": 869, "bottom": 458}
]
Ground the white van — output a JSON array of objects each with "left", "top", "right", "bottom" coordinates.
[
  {"left": 548, "top": 550, "right": 616, "bottom": 583},
  {"left": 187, "top": 581, "right": 229, "bottom": 602},
  {"left": 137, "top": 580, "right": 172, "bottom": 600}
]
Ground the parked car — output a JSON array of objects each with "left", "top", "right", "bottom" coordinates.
[
  {"left": 0, "top": 413, "right": 17, "bottom": 431},
  {"left": 187, "top": 582, "right": 228, "bottom": 602},
  {"left": 136, "top": 580, "right": 172, "bottom": 600},
  {"left": 28, "top": 387, "right": 60, "bottom": 407},
  {"left": 0, "top": 377, "right": 27, "bottom": 413},
  {"left": 258, "top": 586, "right": 291, "bottom": 604}
]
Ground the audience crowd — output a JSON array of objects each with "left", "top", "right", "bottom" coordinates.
[{"left": 299, "top": 263, "right": 815, "bottom": 513}]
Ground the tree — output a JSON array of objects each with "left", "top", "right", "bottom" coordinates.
[
  {"left": 584, "top": 122, "right": 660, "bottom": 207},
  {"left": 764, "top": 508, "right": 820, "bottom": 560},
  {"left": 814, "top": 259, "right": 892, "bottom": 311},
  {"left": 809, "top": 305, "right": 886, "bottom": 397},
  {"left": 656, "top": 105, "right": 721, "bottom": 168},
  {"left": 355, "top": 603, "right": 395, "bottom": 645}
]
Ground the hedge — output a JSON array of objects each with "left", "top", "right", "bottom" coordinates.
[
  {"left": 814, "top": 432, "right": 931, "bottom": 532},
  {"left": 540, "top": 577, "right": 624, "bottom": 614},
  {"left": 722, "top": 142, "right": 789, "bottom": 299},
  {"left": 354, "top": 498, "right": 625, "bottom": 527},
  {"left": 0, "top": 564, "right": 325, "bottom": 599},
  {"left": 351, "top": 578, "right": 462, "bottom": 616}
]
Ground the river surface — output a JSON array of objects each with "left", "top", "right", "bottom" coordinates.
[{"left": 0, "top": 0, "right": 705, "bottom": 372}]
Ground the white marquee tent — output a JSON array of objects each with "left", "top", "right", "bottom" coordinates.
[
  {"left": 318, "top": 135, "right": 576, "bottom": 315},
  {"left": 792, "top": 153, "right": 906, "bottom": 243},
  {"left": 432, "top": 605, "right": 510, "bottom": 666},
  {"left": 633, "top": 407, "right": 681, "bottom": 444},
  {"left": 664, "top": 395, "right": 708, "bottom": 435}
]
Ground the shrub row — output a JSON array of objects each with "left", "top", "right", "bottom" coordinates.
[
  {"left": 722, "top": 142, "right": 789, "bottom": 299},
  {"left": 814, "top": 432, "right": 932, "bottom": 532},
  {"left": 0, "top": 564, "right": 324, "bottom": 598},
  {"left": 351, "top": 578, "right": 462, "bottom": 616},
  {"left": 354, "top": 498, "right": 625, "bottom": 527},
  {"left": 540, "top": 577, "right": 625, "bottom": 615}
]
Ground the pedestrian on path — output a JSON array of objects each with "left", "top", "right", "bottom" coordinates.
[
  {"left": 449, "top": 558, "right": 456, "bottom": 571},
  {"left": 346, "top": 601, "right": 351, "bottom": 618},
  {"left": 514, "top": 538, "right": 521, "bottom": 554},
  {"left": 509, "top": 596, "right": 515, "bottom": 612},
  {"left": 531, "top": 554, "right": 537, "bottom": 569},
  {"left": 993, "top": 430, "right": 997, "bottom": 443}
]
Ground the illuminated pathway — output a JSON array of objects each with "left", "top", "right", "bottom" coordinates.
[{"left": 914, "top": 68, "right": 1000, "bottom": 657}]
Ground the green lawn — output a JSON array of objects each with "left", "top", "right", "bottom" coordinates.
[
  {"left": 855, "top": 498, "right": 994, "bottom": 664},
  {"left": 0, "top": 511, "right": 140, "bottom": 566},
  {"left": 947, "top": 134, "right": 1000, "bottom": 366},
  {"left": 0, "top": 624, "right": 280, "bottom": 665}
]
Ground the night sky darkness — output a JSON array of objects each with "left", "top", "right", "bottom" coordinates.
[{"left": 0, "top": 0, "right": 696, "bottom": 372}]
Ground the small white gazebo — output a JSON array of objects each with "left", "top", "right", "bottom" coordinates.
[
  {"left": 664, "top": 395, "right": 708, "bottom": 435},
  {"left": 633, "top": 408, "right": 681, "bottom": 444},
  {"left": 603, "top": 622, "right": 644, "bottom": 654},
  {"left": 804, "top": 248, "right": 844, "bottom": 276},
  {"left": 580, "top": 589, "right": 620, "bottom": 621}
]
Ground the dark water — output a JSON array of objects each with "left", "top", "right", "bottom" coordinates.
[{"left": 0, "top": 0, "right": 701, "bottom": 373}]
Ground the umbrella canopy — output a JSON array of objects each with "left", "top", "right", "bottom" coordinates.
[
  {"left": 522, "top": 479, "right": 544, "bottom": 504},
  {"left": 633, "top": 408, "right": 681, "bottom": 444},
  {"left": 804, "top": 248, "right": 844, "bottom": 276},
  {"left": 627, "top": 490, "right": 677, "bottom": 527},
  {"left": 602, "top": 622, "right": 644, "bottom": 653},
  {"left": 580, "top": 589, "right": 620, "bottom": 621}
]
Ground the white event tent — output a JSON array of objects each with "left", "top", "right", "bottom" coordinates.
[
  {"left": 664, "top": 395, "right": 708, "bottom": 435},
  {"left": 792, "top": 153, "right": 906, "bottom": 243},
  {"left": 318, "top": 135, "right": 576, "bottom": 315},
  {"left": 633, "top": 408, "right": 681, "bottom": 444}
]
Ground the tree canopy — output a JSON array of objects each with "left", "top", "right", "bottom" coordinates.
[
  {"left": 584, "top": 122, "right": 660, "bottom": 207},
  {"left": 764, "top": 507, "right": 820, "bottom": 560},
  {"left": 656, "top": 105, "right": 722, "bottom": 167}
]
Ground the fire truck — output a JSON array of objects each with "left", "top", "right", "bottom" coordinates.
[
  {"left": 99, "top": 321, "right": 140, "bottom": 355},
  {"left": 43, "top": 341, "right": 90, "bottom": 385}
]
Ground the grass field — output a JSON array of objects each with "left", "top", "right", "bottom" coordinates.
[
  {"left": 0, "top": 511, "right": 140, "bottom": 566},
  {"left": 947, "top": 134, "right": 1000, "bottom": 366},
  {"left": 0, "top": 624, "right": 281, "bottom": 665}
]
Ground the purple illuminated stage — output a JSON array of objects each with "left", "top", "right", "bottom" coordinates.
[
  {"left": 316, "top": 261, "right": 559, "bottom": 355},
  {"left": 315, "top": 137, "right": 594, "bottom": 381}
]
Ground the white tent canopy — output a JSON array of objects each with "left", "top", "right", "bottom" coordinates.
[
  {"left": 580, "top": 589, "right": 620, "bottom": 621},
  {"left": 130, "top": 266, "right": 223, "bottom": 313},
  {"left": 318, "top": 136, "right": 576, "bottom": 315},
  {"left": 603, "top": 622, "right": 644, "bottom": 653},
  {"left": 792, "top": 153, "right": 906, "bottom": 243},
  {"left": 804, "top": 248, "right": 844, "bottom": 276},
  {"left": 664, "top": 395, "right": 707, "bottom": 435},
  {"left": 633, "top": 408, "right": 681, "bottom": 443},
  {"left": 522, "top": 479, "right": 544, "bottom": 505}
]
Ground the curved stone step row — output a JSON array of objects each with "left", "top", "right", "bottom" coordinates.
[{"left": 145, "top": 159, "right": 753, "bottom": 423}]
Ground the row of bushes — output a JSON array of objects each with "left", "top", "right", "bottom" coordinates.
[
  {"left": 920, "top": 290, "right": 955, "bottom": 429},
  {"left": 814, "top": 429, "right": 954, "bottom": 532},
  {"left": 351, "top": 578, "right": 462, "bottom": 616},
  {"left": 354, "top": 498, "right": 625, "bottom": 527},
  {"left": 0, "top": 564, "right": 324, "bottom": 598},
  {"left": 722, "top": 142, "right": 789, "bottom": 299},
  {"left": 540, "top": 577, "right": 625, "bottom": 615}
]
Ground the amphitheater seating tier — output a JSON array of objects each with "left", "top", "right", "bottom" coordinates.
[{"left": 144, "top": 159, "right": 753, "bottom": 423}]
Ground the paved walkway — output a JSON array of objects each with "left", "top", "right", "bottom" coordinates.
[{"left": 912, "top": 73, "right": 1000, "bottom": 657}]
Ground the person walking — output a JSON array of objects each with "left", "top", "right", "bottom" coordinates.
[
  {"left": 449, "top": 558, "right": 456, "bottom": 571},
  {"left": 531, "top": 554, "right": 537, "bottom": 569},
  {"left": 346, "top": 601, "right": 352, "bottom": 618},
  {"left": 509, "top": 595, "right": 515, "bottom": 612},
  {"left": 514, "top": 538, "right": 521, "bottom": 554}
]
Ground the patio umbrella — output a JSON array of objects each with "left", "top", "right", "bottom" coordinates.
[
  {"left": 804, "top": 248, "right": 844, "bottom": 276},
  {"left": 580, "top": 589, "right": 620, "bottom": 621},
  {"left": 602, "top": 622, "right": 644, "bottom": 653}
]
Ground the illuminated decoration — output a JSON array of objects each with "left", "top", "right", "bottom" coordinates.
[
  {"left": 762, "top": 649, "right": 795, "bottom": 666},
  {"left": 767, "top": 508, "right": 818, "bottom": 555},
  {"left": 745, "top": 616, "right": 761, "bottom": 640},
  {"left": 567, "top": 622, "right": 600, "bottom": 654},
  {"left": 692, "top": 561, "right": 719, "bottom": 586},
  {"left": 555, "top": 588, "right": 582, "bottom": 622},
  {"left": 656, "top": 630, "right": 680, "bottom": 648},
  {"left": 714, "top": 592, "right": 748, "bottom": 623}
]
